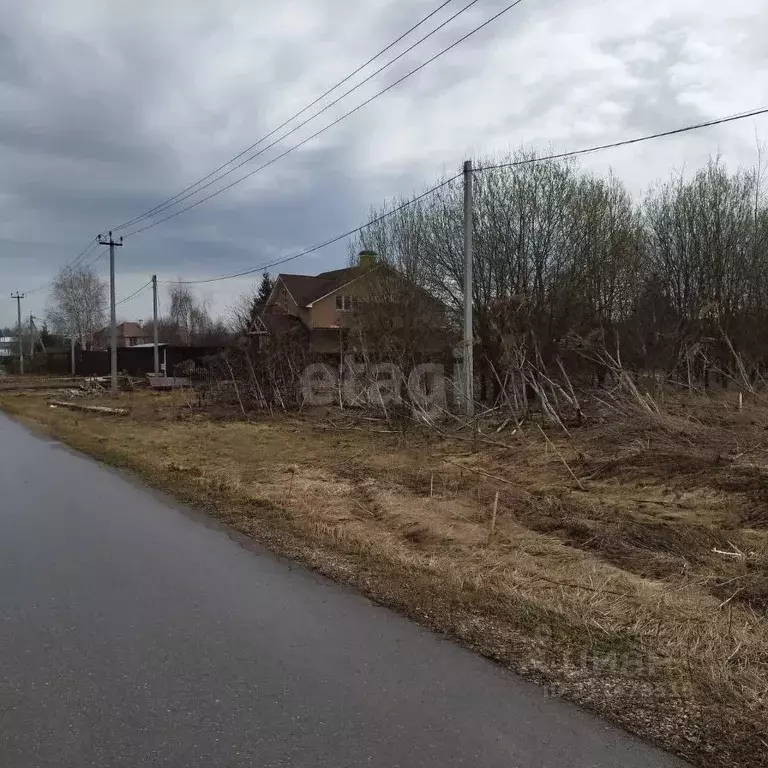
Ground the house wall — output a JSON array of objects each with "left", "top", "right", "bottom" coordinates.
[
  {"left": 271, "top": 281, "right": 310, "bottom": 325},
  {"left": 310, "top": 281, "right": 368, "bottom": 329}
]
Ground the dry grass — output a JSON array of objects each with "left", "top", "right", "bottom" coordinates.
[
  {"left": 2, "top": 388, "right": 768, "bottom": 767},
  {"left": 0, "top": 374, "right": 82, "bottom": 391}
]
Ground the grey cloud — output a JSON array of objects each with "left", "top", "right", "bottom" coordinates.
[
  {"left": 0, "top": 0, "right": 765, "bottom": 326},
  {"left": 598, "top": 25, "right": 701, "bottom": 136}
]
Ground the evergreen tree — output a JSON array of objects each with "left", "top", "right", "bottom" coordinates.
[
  {"left": 251, "top": 271, "right": 273, "bottom": 322},
  {"left": 40, "top": 322, "right": 56, "bottom": 348}
]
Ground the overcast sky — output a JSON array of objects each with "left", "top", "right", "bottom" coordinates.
[{"left": 1, "top": 0, "right": 767, "bottom": 328}]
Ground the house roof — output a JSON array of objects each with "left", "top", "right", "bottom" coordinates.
[
  {"left": 277, "top": 265, "right": 380, "bottom": 308},
  {"left": 307, "top": 264, "right": 388, "bottom": 307},
  {"left": 315, "top": 265, "right": 364, "bottom": 282},
  {"left": 278, "top": 274, "right": 339, "bottom": 307}
]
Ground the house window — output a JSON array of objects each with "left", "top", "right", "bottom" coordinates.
[{"left": 336, "top": 295, "right": 353, "bottom": 311}]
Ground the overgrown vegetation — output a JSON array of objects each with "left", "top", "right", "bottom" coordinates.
[
  {"left": 195, "top": 153, "right": 768, "bottom": 429},
  {"left": 355, "top": 152, "right": 768, "bottom": 397}
]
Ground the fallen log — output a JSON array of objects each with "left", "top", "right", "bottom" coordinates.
[{"left": 49, "top": 401, "right": 128, "bottom": 416}]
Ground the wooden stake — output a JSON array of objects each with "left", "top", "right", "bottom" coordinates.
[{"left": 489, "top": 491, "right": 499, "bottom": 542}]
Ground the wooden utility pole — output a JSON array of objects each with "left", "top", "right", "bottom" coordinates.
[
  {"left": 11, "top": 293, "right": 25, "bottom": 374},
  {"left": 29, "top": 313, "right": 36, "bottom": 357},
  {"left": 29, "top": 313, "right": 46, "bottom": 356},
  {"left": 463, "top": 159, "right": 474, "bottom": 417},
  {"left": 97, "top": 231, "right": 123, "bottom": 394}
]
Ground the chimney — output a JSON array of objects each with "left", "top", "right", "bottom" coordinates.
[{"left": 358, "top": 250, "right": 377, "bottom": 269}]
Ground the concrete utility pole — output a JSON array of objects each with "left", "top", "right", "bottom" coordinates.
[
  {"left": 70, "top": 337, "right": 76, "bottom": 376},
  {"left": 152, "top": 274, "right": 159, "bottom": 376},
  {"left": 11, "top": 293, "right": 25, "bottom": 374},
  {"left": 463, "top": 159, "right": 474, "bottom": 418},
  {"left": 97, "top": 231, "right": 123, "bottom": 394}
]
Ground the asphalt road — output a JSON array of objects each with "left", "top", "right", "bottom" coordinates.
[{"left": 0, "top": 412, "right": 686, "bottom": 767}]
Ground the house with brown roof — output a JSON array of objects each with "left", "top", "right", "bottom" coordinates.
[
  {"left": 93, "top": 322, "right": 153, "bottom": 350},
  {"left": 253, "top": 251, "right": 452, "bottom": 358},
  {"left": 251, "top": 251, "right": 378, "bottom": 354}
]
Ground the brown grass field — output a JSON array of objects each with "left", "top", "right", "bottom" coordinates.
[{"left": 2, "top": 387, "right": 767, "bottom": 767}]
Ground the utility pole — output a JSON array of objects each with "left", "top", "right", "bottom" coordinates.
[
  {"left": 463, "top": 159, "right": 474, "bottom": 418},
  {"left": 11, "top": 293, "right": 25, "bottom": 374},
  {"left": 28, "top": 313, "right": 38, "bottom": 357},
  {"left": 152, "top": 274, "right": 159, "bottom": 376},
  {"left": 97, "top": 231, "right": 123, "bottom": 394},
  {"left": 29, "top": 314, "right": 47, "bottom": 356},
  {"left": 71, "top": 337, "right": 76, "bottom": 376}
]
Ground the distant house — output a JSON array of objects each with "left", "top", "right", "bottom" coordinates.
[
  {"left": 0, "top": 336, "right": 17, "bottom": 358},
  {"left": 250, "top": 251, "right": 378, "bottom": 354},
  {"left": 94, "top": 322, "right": 152, "bottom": 350}
]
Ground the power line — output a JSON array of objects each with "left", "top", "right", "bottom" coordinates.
[
  {"left": 476, "top": 107, "right": 768, "bottom": 172},
  {"left": 165, "top": 173, "right": 463, "bottom": 285},
  {"left": 24, "top": 238, "right": 99, "bottom": 295},
  {"left": 110, "top": 0, "right": 457, "bottom": 233},
  {"left": 164, "top": 105, "right": 768, "bottom": 286},
  {"left": 23, "top": 99, "right": 768, "bottom": 303},
  {"left": 114, "top": 0, "right": 486, "bottom": 234},
  {"left": 121, "top": 0, "right": 527, "bottom": 239},
  {"left": 63, "top": 237, "right": 112, "bottom": 275},
  {"left": 20, "top": 2, "right": 471, "bottom": 296},
  {"left": 115, "top": 279, "right": 153, "bottom": 307},
  {"left": 79, "top": 245, "right": 111, "bottom": 271}
]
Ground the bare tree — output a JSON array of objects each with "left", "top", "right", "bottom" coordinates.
[
  {"left": 164, "top": 283, "right": 231, "bottom": 346},
  {"left": 167, "top": 146, "right": 768, "bottom": 421},
  {"left": 46, "top": 265, "right": 107, "bottom": 348},
  {"left": 347, "top": 260, "right": 455, "bottom": 371},
  {"left": 353, "top": 148, "right": 768, "bottom": 400},
  {"left": 228, "top": 288, "right": 257, "bottom": 336},
  {"left": 167, "top": 284, "right": 209, "bottom": 344},
  {"left": 228, "top": 272, "right": 273, "bottom": 335}
]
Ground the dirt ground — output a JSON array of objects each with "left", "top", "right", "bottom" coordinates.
[{"left": 2, "top": 388, "right": 767, "bottom": 767}]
